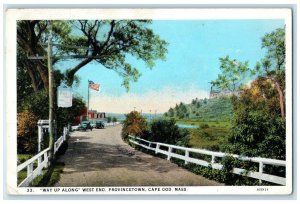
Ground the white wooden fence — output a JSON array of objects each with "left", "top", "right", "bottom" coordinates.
[
  {"left": 17, "top": 124, "right": 70, "bottom": 187},
  {"left": 128, "top": 135, "right": 286, "bottom": 185}
]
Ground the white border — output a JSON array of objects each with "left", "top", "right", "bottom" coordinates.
[{"left": 5, "top": 8, "right": 293, "bottom": 195}]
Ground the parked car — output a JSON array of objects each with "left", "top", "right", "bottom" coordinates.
[
  {"left": 76, "top": 123, "right": 87, "bottom": 131},
  {"left": 95, "top": 121, "right": 105, "bottom": 129},
  {"left": 77, "top": 121, "right": 93, "bottom": 131}
]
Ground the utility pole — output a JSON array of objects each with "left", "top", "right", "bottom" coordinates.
[
  {"left": 47, "top": 24, "right": 55, "bottom": 163},
  {"left": 87, "top": 81, "right": 90, "bottom": 120},
  {"left": 27, "top": 24, "right": 97, "bottom": 164}
]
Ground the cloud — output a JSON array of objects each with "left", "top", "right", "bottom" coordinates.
[{"left": 89, "top": 86, "right": 209, "bottom": 114}]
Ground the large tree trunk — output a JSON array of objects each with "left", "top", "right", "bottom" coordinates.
[
  {"left": 26, "top": 66, "right": 39, "bottom": 92},
  {"left": 274, "top": 81, "right": 285, "bottom": 118},
  {"left": 36, "top": 63, "right": 49, "bottom": 91}
]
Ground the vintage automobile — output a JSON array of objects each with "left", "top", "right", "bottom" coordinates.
[
  {"left": 95, "top": 121, "right": 105, "bottom": 129},
  {"left": 77, "top": 121, "right": 93, "bottom": 131}
]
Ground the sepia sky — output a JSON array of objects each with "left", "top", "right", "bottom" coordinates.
[{"left": 56, "top": 19, "right": 284, "bottom": 114}]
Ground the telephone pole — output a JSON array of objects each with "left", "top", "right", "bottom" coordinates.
[
  {"left": 87, "top": 81, "right": 90, "bottom": 120},
  {"left": 27, "top": 23, "right": 97, "bottom": 164},
  {"left": 47, "top": 24, "right": 55, "bottom": 163}
]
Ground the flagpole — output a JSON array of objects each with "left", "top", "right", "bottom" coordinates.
[{"left": 87, "top": 80, "right": 89, "bottom": 120}]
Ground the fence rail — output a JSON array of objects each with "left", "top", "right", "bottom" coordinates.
[
  {"left": 128, "top": 135, "right": 286, "bottom": 185},
  {"left": 17, "top": 124, "right": 70, "bottom": 187}
]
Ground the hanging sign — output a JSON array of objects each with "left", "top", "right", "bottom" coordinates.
[{"left": 57, "top": 86, "right": 73, "bottom": 107}]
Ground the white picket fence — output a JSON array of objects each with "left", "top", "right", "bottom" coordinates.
[
  {"left": 128, "top": 135, "right": 286, "bottom": 185},
  {"left": 17, "top": 125, "right": 70, "bottom": 187}
]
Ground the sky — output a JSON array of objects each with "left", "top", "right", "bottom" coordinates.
[{"left": 56, "top": 19, "right": 284, "bottom": 114}]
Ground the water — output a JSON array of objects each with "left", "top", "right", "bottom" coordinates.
[{"left": 176, "top": 123, "right": 199, "bottom": 129}]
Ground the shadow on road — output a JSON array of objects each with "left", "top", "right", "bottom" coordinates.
[{"left": 60, "top": 140, "right": 176, "bottom": 174}]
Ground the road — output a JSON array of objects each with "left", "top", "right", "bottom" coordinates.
[{"left": 55, "top": 125, "right": 222, "bottom": 186}]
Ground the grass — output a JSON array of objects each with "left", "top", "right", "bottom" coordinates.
[
  {"left": 34, "top": 161, "right": 65, "bottom": 187},
  {"left": 176, "top": 119, "right": 232, "bottom": 151},
  {"left": 17, "top": 154, "right": 34, "bottom": 185},
  {"left": 17, "top": 141, "right": 68, "bottom": 187},
  {"left": 17, "top": 154, "right": 33, "bottom": 165},
  {"left": 176, "top": 119, "right": 232, "bottom": 129}
]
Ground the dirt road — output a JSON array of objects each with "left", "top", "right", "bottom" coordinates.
[{"left": 55, "top": 125, "right": 222, "bottom": 186}]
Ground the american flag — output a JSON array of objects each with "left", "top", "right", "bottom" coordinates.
[{"left": 88, "top": 80, "right": 100, "bottom": 91}]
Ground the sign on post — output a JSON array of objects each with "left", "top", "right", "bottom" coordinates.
[{"left": 57, "top": 86, "right": 72, "bottom": 107}]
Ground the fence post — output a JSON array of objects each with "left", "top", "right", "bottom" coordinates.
[
  {"left": 44, "top": 152, "right": 49, "bottom": 168},
  {"left": 185, "top": 150, "right": 189, "bottom": 165},
  {"left": 38, "top": 121, "right": 42, "bottom": 152},
  {"left": 211, "top": 155, "right": 215, "bottom": 164},
  {"left": 37, "top": 156, "right": 42, "bottom": 175},
  {"left": 167, "top": 147, "right": 172, "bottom": 160},
  {"left": 54, "top": 143, "right": 57, "bottom": 154},
  {"left": 259, "top": 161, "right": 263, "bottom": 184},
  {"left": 155, "top": 144, "right": 160, "bottom": 154},
  {"left": 63, "top": 127, "right": 66, "bottom": 141},
  {"left": 65, "top": 127, "right": 68, "bottom": 140},
  {"left": 27, "top": 163, "right": 33, "bottom": 184}
]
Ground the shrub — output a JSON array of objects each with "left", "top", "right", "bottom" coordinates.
[
  {"left": 145, "top": 118, "right": 190, "bottom": 146},
  {"left": 201, "top": 124, "right": 210, "bottom": 129},
  {"left": 122, "top": 111, "right": 148, "bottom": 140},
  {"left": 17, "top": 111, "right": 38, "bottom": 154}
]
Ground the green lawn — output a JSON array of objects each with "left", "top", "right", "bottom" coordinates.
[
  {"left": 17, "top": 154, "right": 33, "bottom": 165},
  {"left": 17, "top": 142, "right": 68, "bottom": 187},
  {"left": 176, "top": 119, "right": 232, "bottom": 151},
  {"left": 176, "top": 119, "right": 232, "bottom": 129}
]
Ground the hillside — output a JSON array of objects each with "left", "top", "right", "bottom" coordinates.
[{"left": 164, "top": 97, "right": 233, "bottom": 122}]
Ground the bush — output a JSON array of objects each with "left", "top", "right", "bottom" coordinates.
[
  {"left": 145, "top": 118, "right": 190, "bottom": 146},
  {"left": 201, "top": 124, "right": 210, "bottom": 129},
  {"left": 122, "top": 111, "right": 148, "bottom": 141},
  {"left": 18, "top": 90, "right": 86, "bottom": 149},
  {"left": 17, "top": 111, "right": 38, "bottom": 154}
]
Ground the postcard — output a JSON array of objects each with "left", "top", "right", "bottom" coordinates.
[{"left": 5, "top": 8, "right": 293, "bottom": 195}]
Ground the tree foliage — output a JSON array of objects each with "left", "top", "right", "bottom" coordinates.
[
  {"left": 255, "top": 27, "right": 286, "bottom": 117},
  {"left": 210, "top": 56, "right": 254, "bottom": 92},
  {"left": 17, "top": 111, "right": 38, "bottom": 153},
  {"left": 144, "top": 118, "right": 189, "bottom": 146},
  {"left": 122, "top": 111, "right": 148, "bottom": 140},
  {"left": 224, "top": 78, "right": 285, "bottom": 159},
  {"left": 112, "top": 117, "right": 117, "bottom": 123},
  {"left": 17, "top": 90, "right": 86, "bottom": 153},
  {"left": 209, "top": 27, "right": 286, "bottom": 160},
  {"left": 164, "top": 97, "right": 233, "bottom": 122},
  {"left": 17, "top": 20, "right": 168, "bottom": 91}
]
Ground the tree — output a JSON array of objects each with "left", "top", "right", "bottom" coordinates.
[
  {"left": 210, "top": 56, "right": 254, "bottom": 92},
  {"left": 112, "top": 117, "right": 117, "bottom": 123},
  {"left": 122, "top": 111, "right": 148, "bottom": 140},
  {"left": 17, "top": 20, "right": 168, "bottom": 91},
  {"left": 146, "top": 118, "right": 189, "bottom": 146},
  {"left": 168, "top": 107, "right": 175, "bottom": 117},
  {"left": 255, "top": 27, "right": 286, "bottom": 118},
  {"left": 224, "top": 78, "right": 285, "bottom": 160}
]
